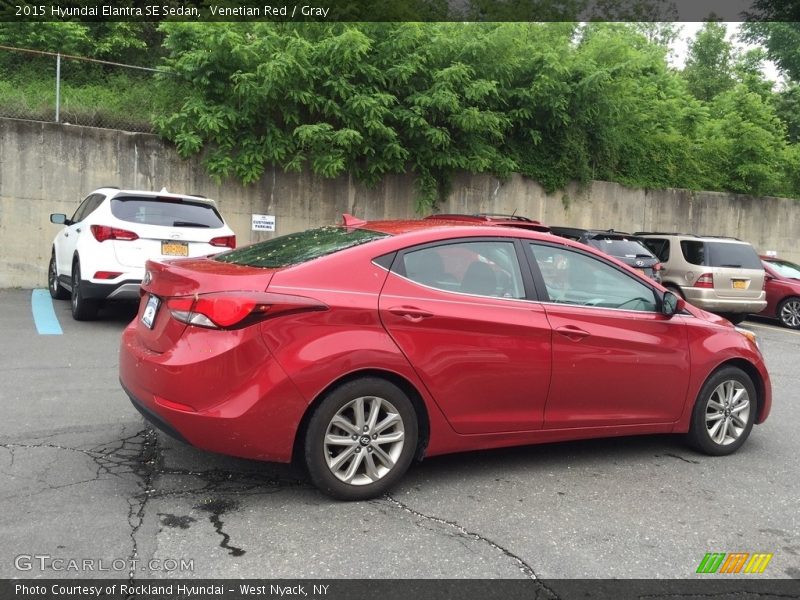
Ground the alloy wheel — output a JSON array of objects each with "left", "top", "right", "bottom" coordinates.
[
  {"left": 323, "top": 395, "right": 405, "bottom": 486},
  {"left": 779, "top": 299, "right": 800, "bottom": 329},
  {"left": 704, "top": 380, "right": 751, "bottom": 446}
]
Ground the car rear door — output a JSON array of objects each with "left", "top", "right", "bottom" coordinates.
[
  {"left": 379, "top": 238, "right": 552, "bottom": 434},
  {"left": 527, "top": 242, "right": 691, "bottom": 428}
]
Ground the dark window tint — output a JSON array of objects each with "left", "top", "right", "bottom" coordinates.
[
  {"left": 71, "top": 194, "right": 103, "bottom": 223},
  {"left": 680, "top": 241, "right": 705, "bottom": 266},
  {"left": 111, "top": 196, "right": 224, "bottom": 228},
  {"left": 642, "top": 238, "right": 669, "bottom": 262},
  {"left": 706, "top": 242, "right": 763, "bottom": 269},
  {"left": 215, "top": 226, "right": 388, "bottom": 268}
]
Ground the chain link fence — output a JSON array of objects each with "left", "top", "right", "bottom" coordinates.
[{"left": 0, "top": 45, "right": 170, "bottom": 133}]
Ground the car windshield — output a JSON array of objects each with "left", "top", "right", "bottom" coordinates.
[
  {"left": 215, "top": 226, "right": 388, "bottom": 268},
  {"left": 588, "top": 237, "right": 653, "bottom": 258},
  {"left": 767, "top": 259, "right": 800, "bottom": 279},
  {"left": 111, "top": 196, "right": 224, "bottom": 228}
]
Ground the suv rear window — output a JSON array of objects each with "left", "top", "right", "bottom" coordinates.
[
  {"left": 215, "top": 226, "right": 388, "bottom": 268},
  {"left": 680, "top": 240, "right": 762, "bottom": 269},
  {"left": 111, "top": 196, "right": 224, "bottom": 228}
]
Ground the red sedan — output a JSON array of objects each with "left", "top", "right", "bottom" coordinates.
[
  {"left": 760, "top": 256, "right": 800, "bottom": 329},
  {"left": 119, "top": 217, "right": 771, "bottom": 500}
]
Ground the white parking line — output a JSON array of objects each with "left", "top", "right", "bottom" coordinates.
[{"left": 745, "top": 322, "right": 800, "bottom": 337}]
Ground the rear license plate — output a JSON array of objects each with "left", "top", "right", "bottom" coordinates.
[
  {"left": 141, "top": 294, "right": 160, "bottom": 329},
  {"left": 161, "top": 241, "right": 188, "bottom": 256},
  {"left": 636, "top": 268, "right": 646, "bottom": 276},
  {"left": 732, "top": 280, "right": 747, "bottom": 290}
]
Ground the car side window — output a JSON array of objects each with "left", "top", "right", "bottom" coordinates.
[
  {"left": 529, "top": 243, "right": 658, "bottom": 312},
  {"left": 70, "top": 195, "right": 94, "bottom": 223},
  {"left": 401, "top": 241, "right": 525, "bottom": 299},
  {"left": 643, "top": 238, "right": 669, "bottom": 262},
  {"left": 70, "top": 194, "right": 103, "bottom": 223}
]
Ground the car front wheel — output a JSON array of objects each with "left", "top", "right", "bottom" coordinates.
[
  {"left": 71, "top": 262, "right": 99, "bottom": 321},
  {"left": 778, "top": 297, "right": 800, "bottom": 329},
  {"left": 688, "top": 366, "right": 756, "bottom": 456},
  {"left": 304, "top": 378, "right": 418, "bottom": 501},
  {"left": 48, "top": 252, "right": 69, "bottom": 300}
]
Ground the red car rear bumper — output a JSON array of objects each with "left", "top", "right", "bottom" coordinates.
[{"left": 119, "top": 322, "right": 309, "bottom": 463}]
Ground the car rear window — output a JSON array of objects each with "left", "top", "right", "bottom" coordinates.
[
  {"left": 680, "top": 240, "right": 762, "bottom": 269},
  {"left": 215, "top": 226, "right": 388, "bottom": 268},
  {"left": 111, "top": 196, "right": 225, "bottom": 228},
  {"left": 587, "top": 237, "right": 654, "bottom": 258}
]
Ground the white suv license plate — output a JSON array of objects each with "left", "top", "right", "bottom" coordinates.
[{"left": 141, "top": 294, "right": 160, "bottom": 329}]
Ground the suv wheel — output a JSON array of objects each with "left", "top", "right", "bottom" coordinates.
[
  {"left": 48, "top": 252, "right": 69, "bottom": 300},
  {"left": 71, "top": 262, "right": 99, "bottom": 321},
  {"left": 777, "top": 297, "right": 800, "bottom": 329},
  {"left": 687, "top": 366, "right": 756, "bottom": 456}
]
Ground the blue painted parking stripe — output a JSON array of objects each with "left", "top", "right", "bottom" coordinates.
[{"left": 31, "top": 289, "right": 63, "bottom": 335}]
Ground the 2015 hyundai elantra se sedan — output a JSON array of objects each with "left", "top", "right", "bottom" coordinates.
[{"left": 119, "top": 216, "right": 771, "bottom": 500}]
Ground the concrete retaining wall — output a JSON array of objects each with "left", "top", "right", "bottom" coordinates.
[{"left": 1, "top": 118, "right": 798, "bottom": 288}]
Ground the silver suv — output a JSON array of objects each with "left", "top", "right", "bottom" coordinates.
[{"left": 636, "top": 232, "right": 766, "bottom": 324}]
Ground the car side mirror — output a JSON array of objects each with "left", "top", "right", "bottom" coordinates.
[
  {"left": 662, "top": 291, "right": 685, "bottom": 317},
  {"left": 50, "top": 213, "right": 67, "bottom": 225}
]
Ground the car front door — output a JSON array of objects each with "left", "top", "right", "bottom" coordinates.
[
  {"left": 527, "top": 242, "right": 691, "bottom": 429},
  {"left": 379, "top": 238, "right": 552, "bottom": 434}
]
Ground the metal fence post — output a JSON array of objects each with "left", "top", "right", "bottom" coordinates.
[{"left": 55, "top": 53, "right": 61, "bottom": 123}]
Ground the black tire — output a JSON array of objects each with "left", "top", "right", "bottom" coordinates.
[
  {"left": 777, "top": 297, "right": 800, "bottom": 329},
  {"left": 720, "top": 313, "right": 747, "bottom": 325},
  {"left": 48, "top": 252, "right": 69, "bottom": 300},
  {"left": 304, "top": 377, "right": 418, "bottom": 501},
  {"left": 687, "top": 366, "right": 756, "bottom": 456},
  {"left": 71, "top": 261, "right": 99, "bottom": 321}
]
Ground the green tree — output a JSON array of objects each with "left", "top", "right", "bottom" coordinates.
[{"left": 682, "top": 21, "right": 736, "bottom": 102}]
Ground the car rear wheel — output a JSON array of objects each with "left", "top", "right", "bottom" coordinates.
[
  {"left": 71, "top": 262, "right": 99, "bottom": 321},
  {"left": 687, "top": 366, "right": 756, "bottom": 456},
  {"left": 777, "top": 297, "right": 800, "bottom": 329},
  {"left": 304, "top": 378, "right": 418, "bottom": 501},
  {"left": 48, "top": 252, "right": 69, "bottom": 300}
]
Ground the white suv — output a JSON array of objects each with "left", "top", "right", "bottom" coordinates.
[{"left": 48, "top": 187, "right": 236, "bottom": 320}]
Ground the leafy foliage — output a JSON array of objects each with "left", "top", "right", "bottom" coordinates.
[{"left": 2, "top": 21, "right": 800, "bottom": 207}]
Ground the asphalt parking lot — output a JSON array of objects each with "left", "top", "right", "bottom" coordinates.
[{"left": 1, "top": 288, "right": 799, "bottom": 581}]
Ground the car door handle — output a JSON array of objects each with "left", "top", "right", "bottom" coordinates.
[
  {"left": 555, "top": 325, "right": 590, "bottom": 341},
  {"left": 387, "top": 306, "right": 434, "bottom": 322}
]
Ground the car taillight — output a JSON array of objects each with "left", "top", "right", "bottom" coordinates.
[
  {"left": 210, "top": 235, "right": 236, "bottom": 249},
  {"left": 653, "top": 262, "right": 662, "bottom": 272},
  {"left": 166, "top": 292, "right": 327, "bottom": 329},
  {"left": 91, "top": 225, "right": 139, "bottom": 242},
  {"left": 695, "top": 273, "right": 714, "bottom": 288},
  {"left": 93, "top": 271, "right": 123, "bottom": 280}
]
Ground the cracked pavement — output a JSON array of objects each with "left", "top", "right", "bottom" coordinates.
[{"left": 1, "top": 288, "right": 799, "bottom": 580}]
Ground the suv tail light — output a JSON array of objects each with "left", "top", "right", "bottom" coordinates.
[
  {"left": 166, "top": 292, "right": 327, "bottom": 329},
  {"left": 210, "top": 235, "right": 236, "bottom": 249},
  {"left": 91, "top": 225, "right": 139, "bottom": 242},
  {"left": 653, "top": 262, "right": 662, "bottom": 272},
  {"left": 695, "top": 273, "right": 714, "bottom": 288}
]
